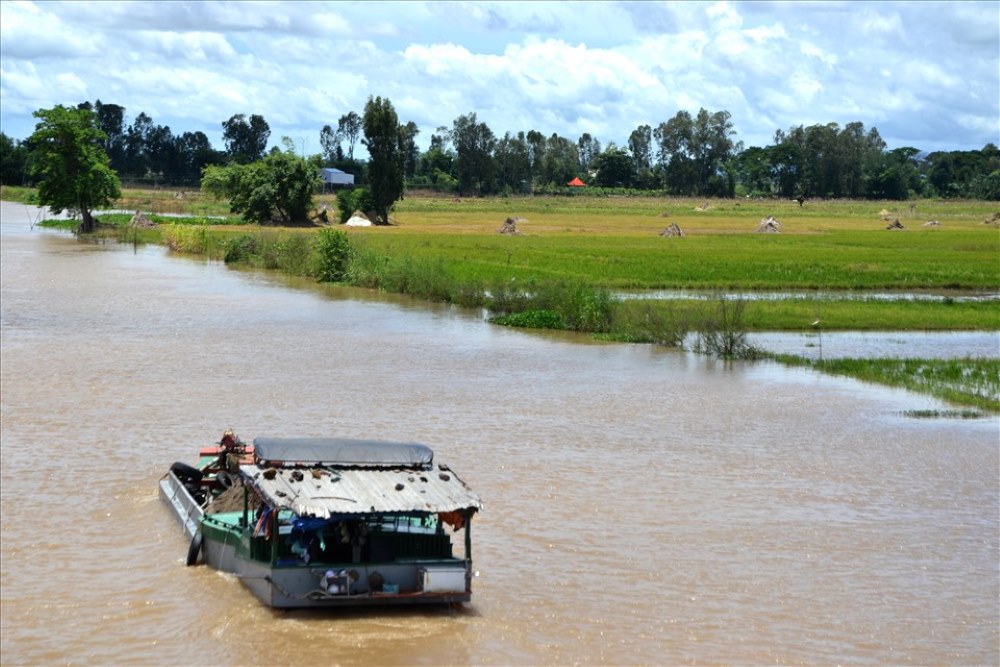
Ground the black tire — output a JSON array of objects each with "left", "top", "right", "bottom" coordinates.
[
  {"left": 186, "top": 532, "right": 203, "bottom": 566},
  {"left": 216, "top": 471, "right": 235, "bottom": 490},
  {"left": 171, "top": 461, "right": 203, "bottom": 485}
]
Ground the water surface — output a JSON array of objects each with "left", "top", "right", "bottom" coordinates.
[{"left": 2, "top": 202, "right": 997, "bottom": 666}]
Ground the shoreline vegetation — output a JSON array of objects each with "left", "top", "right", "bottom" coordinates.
[{"left": 5, "top": 185, "right": 998, "bottom": 413}]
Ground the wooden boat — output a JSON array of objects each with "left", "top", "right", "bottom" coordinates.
[{"left": 159, "top": 431, "right": 483, "bottom": 608}]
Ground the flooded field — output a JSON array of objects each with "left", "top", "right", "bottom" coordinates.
[{"left": 1, "top": 202, "right": 997, "bottom": 666}]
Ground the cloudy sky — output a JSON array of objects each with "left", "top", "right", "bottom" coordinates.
[{"left": 1, "top": 0, "right": 997, "bottom": 156}]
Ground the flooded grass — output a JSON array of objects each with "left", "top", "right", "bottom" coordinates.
[
  {"left": 772, "top": 354, "right": 1000, "bottom": 412},
  {"left": 902, "top": 409, "right": 987, "bottom": 419}
]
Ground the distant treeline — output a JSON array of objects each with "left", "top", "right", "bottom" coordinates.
[{"left": 1, "top": 98, "right": 997, "bottom": 200}]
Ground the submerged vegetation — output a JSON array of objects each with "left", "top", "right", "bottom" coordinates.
[
  {"left": 771, "top": 356, "right": 1000, "bottom": 413},
  {"left": 10, "top": 184, "right": 999, "bottom": 412}
]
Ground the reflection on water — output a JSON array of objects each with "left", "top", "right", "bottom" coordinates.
[{"left": 2, "top": 202, "right": 998, "bottom": 666}]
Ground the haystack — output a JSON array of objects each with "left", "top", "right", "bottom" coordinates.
[
  {"left": 499, "top": 217, "right": 524, "bottom": 235},
  {"left": 878, "top": 208, "right": 893, "bottom": 219},
  {"left": 344, "top": 210, "right": 373, "bottom": 227},
  {"left": 756, "top": 215, "right": 780, "bottom": 233},
  {"left": 885, "top": 219, "right": 906, "bottom": 230},
  {"left": 128, "top": 211, "right": 157, "bottom": 228},
  {"left": 984, "top": 212, "right": 1000, "bottom": 226},
  {"left": 659, "top": 223, "right": 684, "bottom": 237}
]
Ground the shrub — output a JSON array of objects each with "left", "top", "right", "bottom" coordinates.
[
  {"left": 487, "top": 278, "right": 534, "bottom": 315},
  {"left": 490, "top": 310, "right": 565, "bottom": 329},
  {"left": 224, "top": 234, "right": 260, "bottom": 263},
  {"left": 316, "top": 228, "right": 351, "bottom": 282},
  {"left": 616, "top": 300, "right": 689, "bottom": 347},
  {"left": 274, "top": 233, "right": 314, "bottom": 276},
  {"left": 162, "top": 224, "right": 209, "bottom": 253},
  {"left": 693, "top": 296, "right": 762, "bottom": 359}
]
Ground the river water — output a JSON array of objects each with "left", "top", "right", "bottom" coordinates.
[{"left": 2, "top": 202, "right": 997, "bottom": 666}]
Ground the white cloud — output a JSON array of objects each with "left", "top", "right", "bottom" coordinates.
[{"left": 0, "top": 0, "right": 995, "bottom": 152}]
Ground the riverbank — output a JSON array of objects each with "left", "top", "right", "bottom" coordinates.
[{"left": 7, "top": 189, "right": 998, "bottom": 412}]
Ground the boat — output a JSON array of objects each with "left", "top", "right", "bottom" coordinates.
[{"left": 159, "top": 431, "right": 483, "bottom": 608}]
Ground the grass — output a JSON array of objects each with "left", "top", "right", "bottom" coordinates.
[
  {"left": 337, "top": 230, "right": 998, "bottom": 290},
  {"left": 614, "top": 298, "right": 999, "bottom": 331},
  {"left": 771, "top": 355, "right": 1000, "bottom": 413}
]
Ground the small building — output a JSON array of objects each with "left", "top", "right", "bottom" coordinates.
[{"left": 320, "top": 168, "right": 355, "bottom": 189}]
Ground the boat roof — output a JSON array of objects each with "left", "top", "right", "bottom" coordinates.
[
  {"left": 241, "top": 462, "right": 483, "bottom": 518},
  {"left": 253, "top": 437, "right": 433, "bottom": 468}
]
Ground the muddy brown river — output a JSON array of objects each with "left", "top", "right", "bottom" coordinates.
[{"left": 2, "top": 202, "right": 997, "bottom": 666}]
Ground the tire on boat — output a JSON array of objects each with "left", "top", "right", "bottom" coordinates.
[
  {"left": 170, "top": 461, "right": 203, "bottom": 485},
  {"left": 216, "top": 471, "right": 235, "bottom": 490},
  {"left": 186, "top": 532, "right": 203, "bottom": 566}
]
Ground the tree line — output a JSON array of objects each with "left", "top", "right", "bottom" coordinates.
[{"left": 2, "top": 97, "right": 997, "bottom": 201}]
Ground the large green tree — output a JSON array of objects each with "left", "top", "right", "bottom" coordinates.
[
  {"left": 201, "top": 149, "right": 319, "bottom": 224},
  {"left": 28, "top": 104, "right": 121, "bottom": 233},
  {"left": 361, "top": 96, "right": 405, "bottom": 225}
]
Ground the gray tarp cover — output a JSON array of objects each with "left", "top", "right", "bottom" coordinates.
[{"left": 253, "top": 437, "right": 434, "bottom": 468}]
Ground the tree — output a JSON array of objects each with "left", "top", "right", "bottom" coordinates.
[
  {"left": 361, "top": 96, "right": 405, "bottom": 225},
  {"left": 494, "top": 131, "right": 532, "bottom": 193},
  {"left": 92, "top": 100, "right": 127, "bottom": 173},
  {"left": 144, "top": 123, "right": 179, "bottom": 183},
  {"left": 222, "top": 113, "right": 270, "bottom": 163},
  {"left": 175, "top": 131, "right": 222, "bottom": 186},
  {"left": 201, "top": 149, "right": 319, "bottom": 224},
  {"left": 125, "top": 111, "right": 154, "bottom": 178},
  {"left": 733, "top": 145, "right": 773, "bottom": 196},
  {"left": 337, "top": 111, "right": 362, "bottom": 160},
  {"left": 525, "top": 129, "right": 546, "bottom": 184},
  {"left": 450, "top": 112, "right": 497, "bottom": 195},
  {"left": 577, "top": 133, "right": 601, "bottom": 173},
  {"left": 416, "top": 144, "right": 455, "bottom": 191},
  {"left": 401, "top": 121, "right": 420, "bottom": 178},
  {"left": 538, "top": 133, "right": 579, "bottom": 187},
  {"left": 0, "top": 132, "right": 30, "bottom": 185},
  {"left": 628, "top": 124, "right": 653, "bottom": 186},
  {"left": 654, "top": 109, "right": 738, "bottom": 196},
  {"left": 28, "top": 105, "right": 121, "bottom": 233},
  {"left": 926, "top": 145, "right": 1000, "bottom": 198},
  {"left": 593, "top": 146, "right": 635, "bottom": 188},
  {"left": 319, "top": 124, "right": 341, "bottom": 165}
]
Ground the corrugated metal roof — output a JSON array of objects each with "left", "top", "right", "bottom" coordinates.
[{"left": 241, "top": 463, "right": 483, "bottom": 518}]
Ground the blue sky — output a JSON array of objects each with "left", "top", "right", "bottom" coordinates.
[{"left": 1, "top": 1, "right": 997, "bottom": 156}]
